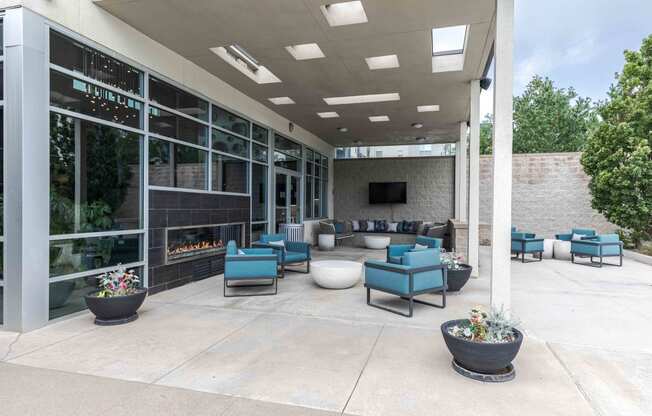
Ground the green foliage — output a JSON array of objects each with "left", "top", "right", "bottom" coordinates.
[
  {"left": 581, "top": 35, "right": 652, "bottom": 244},
  {"left": 479, "top": 76, "right": 598, "bottom": 155}
]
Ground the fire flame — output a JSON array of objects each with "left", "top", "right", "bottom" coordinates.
[{"left": 168, "top": 239, "right": 224, "bottom": 257}]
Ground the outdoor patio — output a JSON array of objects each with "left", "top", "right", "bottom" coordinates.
[{"left": 1, "top": 246, "right": 650, "bottom": 416}]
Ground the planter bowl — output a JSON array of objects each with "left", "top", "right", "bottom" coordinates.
[
  {"left": 441, "top": 319, "right": 523, "bottom": 379},
  {"left": 84, "top": 288, "right": 147, "bottom": 326},
  {"left": 446, "top": 264, "right": 472, "bottom": 292}
]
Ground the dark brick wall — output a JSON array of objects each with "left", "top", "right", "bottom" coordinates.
[{"left": 148, "top": 190, "right": 250, "bottom": 294}]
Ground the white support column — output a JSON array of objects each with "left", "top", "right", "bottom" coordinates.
[
  {"left": 490, "top": 0, "right": 514, "bottom": 311},
  {"left": 468, "top": 80, "right": 481, "bottom": 277},
  {"left": 458, "top": 122, "right": 468, "bottom": 222},
  {"left": 454, "top": 143, "right": 461, "bottom": 219},
  {"left": 4, "top": 8, "right": 50, "bottom": 331}
]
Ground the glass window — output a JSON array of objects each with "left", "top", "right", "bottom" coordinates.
[
  {"left": 252, "top": 124, "right": 268, "bottom": 145},
  {"left": 211, "top": 153, "right": 248, "bottom": 194},
  {"left": 149, "top": 77, "right": 208, "bottom": 121},
  {"left": 50, "top": 30, "right": 143, "bottom": 95},
  {"left": 252, "top": 143, "right": 268, "bottom": 163},
  {"left": 50, "top": 70, "right": 143, "bottom": 129},
  {"left": 321, "top": 179, "right": 329, "bottom": 217},
  {"left": 149, "top": 106, "right": 208, "bottom": 146},
  {"left": 314, "top": 178, "right": 321, "bottom": 218},
  {"left": 274, "top": 134, "right": 302, "bottom": 158},
  {"left": 212, "top": 129, "right": 249, "bottom": 158},
  {"left": 251, "top": 223, "right": 267, "bottom": 244},
  {"left": 252, "top": 164, "right": 267, "bottom": 221},
  {"left": 305, "top": 177, "right": 313, "bottom": 218},
  {"left": 50, "top": 113, "right": 142, "bottom": 235},
  {"left": 212, "top": 105, "right": 250, "bottom": 137},
  {"left": 0, "top": 63, "right": 3, "bottom": 100},
  {"left": 148, "top": 138, "right": 207, "bottom": 190},
  {"left": 274, "top": 151, "right": 300, "bottom": 171},
  {"left": 50, "top": 234, "right": 142, "bottom": 277},
  {"left": 0, "top": 108, "right": 3, "bottom": 237}
]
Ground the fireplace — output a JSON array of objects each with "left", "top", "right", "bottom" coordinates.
[{"left": 165, "top": 223, "right": 244, "bottom": 264}]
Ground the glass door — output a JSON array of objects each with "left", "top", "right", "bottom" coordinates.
[{"left": 275, "top": 171, "right": 301, "bottom": 232}]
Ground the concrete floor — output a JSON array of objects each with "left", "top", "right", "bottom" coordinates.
[{"left": 1, "top": 246, "right": 651, "bottom": 416}]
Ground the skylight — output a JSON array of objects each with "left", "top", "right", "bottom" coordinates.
[
  {"left": 323, "top": 93, "right": 400, "bottom": 105},
  {"left": 268, "top": 97, "right": 295, "bottom": 105},
  {"left": 432, "top": 25, "right": 467, "bottom": 56},
  {"left": 317, "top": 112, "right": 340, "bottom": 118},
  {"left": 365, "top": 54, "right": 400, "bottom": 70},
  {"left": 320, "top": 1, "right": 368, "bottom": 27},
  {"left": 417, "top": 105, "right": 440, "bottom": 112},
  {"left": 369, "top": 115, "right": 390, "bottom": 122},
  {"left": 285, "top": 43, "right": 326, "bottom": 60},
  {"left": 210, "top": 46, "right": 281, "bottom": 84}
]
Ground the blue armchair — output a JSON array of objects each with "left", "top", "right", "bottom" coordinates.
[
  {"left": 571, "top": 234, "right": 623, "bottom": 267},
  {"left": 555, "top": 228, "right": 596, "bottom": 241},
  {"left": 364, "top": 249, "right": 447, "bottom": 317},
  {"left": 224, "top": 241, "right": 279, "bottom": 297},
  {"left": 252, "top": 233, "right": 311, "bottom": 277},
  {"left": 386, "top": 236, "right": 443, "bottom": 265},
  {"left": 511, "top": 232, "right": 544, "bottom": 263}
]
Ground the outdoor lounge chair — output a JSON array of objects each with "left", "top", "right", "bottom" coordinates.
[
  {"left": 386, "top": 235, "right": 443, "bottom": 264},
  {"left": 252, "top": 233, "right": 311, "bottom": 277},
  {"left": 571, "top": 234, "right": 623, "bottom": 267},
  {"left": 364, "top": 249, "right": 447, "bottom": 317},
  {"left": 511, "top": 232, "right": 544, "bottom": 263},
  {"left": 224, "top": 241, "right": 279, "bottom": 297},
  {"left": 318, "top": 220, "right": 354, "bottom": 246},
  {"left": 555, "top": 228, "right": 597, "bottom": 241}
]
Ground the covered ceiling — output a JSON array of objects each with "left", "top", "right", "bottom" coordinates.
[{"left": 95, "top": 0, "right": 495, "bottom": 146}]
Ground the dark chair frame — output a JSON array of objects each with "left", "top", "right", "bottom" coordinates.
[
  {"left": 252, "top": 241, "right": 311, "bottom": 278},
  {"left": 364, "top": 262, "right": 447, "bottom": 317},
  {"left": 571, "top": 240, "right": 623, "bottom": 268},
  {"left": 511, "top": 237, "right": 544, "bottom": 263},
  {"left": 223, "top": 255, "right": 279, "bottom": 297}
]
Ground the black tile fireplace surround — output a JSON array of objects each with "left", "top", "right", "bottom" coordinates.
[{"left": 148, "top": 190, "right": 250, "bottom": 294}]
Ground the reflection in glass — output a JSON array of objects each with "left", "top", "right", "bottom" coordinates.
[
  {"left": 49, "top": 234, "right": 141, "bottom": 277},
  {"left": 0, "top": 286, "right": 2, "bottom": 324},
  {"left": 50, "top": 30, "right": 143, "bottom": 95},
  {"left": 50, "top": 113, "right": 142, "bottom": 235},
  {"left": 252, "top": 144, "right": 268, "bottom": 163},
  {"left": 251, "top": 223, "right": 267, "bottom": 244},
  {"left": 148, "top": 139, "right": 207, "bottom": 190},
  {"left": 252, "top": 164, "right": 267, "bottom": 221},
  {"left": 50, "top": 70, "right": 143, "bottom": 129},
  {"left": 314, "top": 178, "right": 321, "bottom": 218},
  {"left": 149, "top": 77, "right": 208, "bottom": 121},
  {"left": 212, "top": 154, "right": 248, "bottom": 194},
  {"left": 212, "top": 105, "right": 250, "bottom": 137},
  {"left": 212, "top": 129, "right": 249, "bottom": 158},
  {"left": 252, "top": 124, "right": 268, "bottom": 145},
  {"left": 305, "top": 177, "right": 313, "bottom": 218},
  {"left": 0, "top": 108, "right": 3, "bottom": 236},
  {"left": 149, "top": 106, "right": 208, "bottom": 146},
  {"left": 322, "top": 178, "right": 329, "bottom": 217},
  {"left": 274, "top": 134, "right": 302, "bottom": 158},
  {"left": 274, "top": 151, "right": 300, "bottom": 171}
]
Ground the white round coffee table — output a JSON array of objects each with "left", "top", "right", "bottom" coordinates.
[
  {"left": 553, "top": 240, "right": 571, "bottom": 260},
  {"left": 364, "top": 235, "right": 391, "bottom": 249},
  {"left": 318, "top": 234, "right": 335, "bottom": 251},
  {"left": 311, "top": 260, "right": 362, "bottom": 289},
  {"left": 543, "top": 239, "right": 555, "bottom": 259}
]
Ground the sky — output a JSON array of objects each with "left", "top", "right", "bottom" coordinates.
[{"left": 480, "top": 0, "right": 652, "bottom": 116}]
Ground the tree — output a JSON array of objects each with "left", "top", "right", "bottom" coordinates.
[
  {"left": 479, "top": 75, "right": 597, "bottom": 154},
  {"left": 581, "top": 35, "right": 652, "bottom": 245}
]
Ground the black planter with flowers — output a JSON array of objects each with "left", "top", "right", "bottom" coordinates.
[
  {"left": 440, "top": 252, "right": 472, "bottom": 292},
  {"left": 84, "top": 265, "right": 147, "bottom": 326}
]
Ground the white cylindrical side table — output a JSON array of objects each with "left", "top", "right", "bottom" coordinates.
[{"left": 318, "top": 234, "right": 335, "bottom": 251}]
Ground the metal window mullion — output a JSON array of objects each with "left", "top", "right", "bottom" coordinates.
[
  {"left": 49, "top": 261, "right": 146, "bottom": 283},
  {"left": 49, "top": 63, "right": 145, "bottom": 102},
  {"left": 212, "top": 124, "right": 252, "bottom": 142},
  {"left": 211, "top": 148, "right": 250, "bottom": 163},
  {"left": 207, "top": 102, "right": 213, "bottom": 192},
  {"left": 148, "top": 101, "right": 210, "bottom": 127},
  {"left": 147, "top": 132, "right": 210, "bottom": 152},
  {"left": 142, "top": 71, "right": 150, "bottom": 288},
  {"left": 49, "top": 106, "right": 145, "bottom": 135},
  {"left": 49, "top": 229, "right": 146, "bottom": 241},
  {"left": 148, "top": 185, "right": 250, "bottom": 197}
]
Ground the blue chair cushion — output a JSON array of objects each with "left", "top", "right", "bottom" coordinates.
[
  {"left": 260, "top": 234, "right": 285, "bottom": 243},
  {"left": 334, "top": 222, "right": 345, "bottom": 233},
  {"left": 284, "top": 251, "right": 308, "bottom": 264},
  {"left": 388, "top": 255, "right": 403, "bottom": 264},
  {"left": 365, "top": 249, "right": 443, "bottom": 295}
]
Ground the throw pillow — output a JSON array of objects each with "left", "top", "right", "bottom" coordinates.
[
  {"left": 237, "top": 249, "right": 246, "bottom": 255},
  {"left": 571, "top": 233, "right": 584, "bottom": 241},
  {"left": 375, "top": 220, "right": 387, "bottom": 232},
  {"left": 359, "top": 220, "right": 368, "bottom": 232},
  {"left": 387, "top": 222, "right": 398, "bottom": 232},
  {"left": 413, "top": 243, "right": 429, "bottom": 251},
  {"left": 268, "top": 240, "right": 285, "bottom": 252},
  {"left": 366, "top": 220, "right": 375, "bottom": 232},
  {"left": 352, "top": 220, "right": 360, "bottom": 231},
  {"left": 334, "top": 222, "right": 345, "bottom": 234}
]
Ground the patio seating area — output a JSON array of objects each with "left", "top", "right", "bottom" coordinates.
[{"left": 1, "top": 246, "right": 650, "bottom": 416}]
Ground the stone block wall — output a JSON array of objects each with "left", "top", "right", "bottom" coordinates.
[{"left": 333, "top": 156, "right": 455, "bottom": 223}]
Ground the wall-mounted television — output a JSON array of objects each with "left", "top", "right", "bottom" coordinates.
[{"left": 369, "top": 182, "right": 407, "bottom": 204}]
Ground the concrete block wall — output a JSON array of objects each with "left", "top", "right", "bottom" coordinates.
[{"left": 333, "top": 157, "right": 455, "bottom": 223}]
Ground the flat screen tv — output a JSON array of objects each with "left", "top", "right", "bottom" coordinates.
[{"left": 369, "top": 182, "right": 407, "bottom": 204}]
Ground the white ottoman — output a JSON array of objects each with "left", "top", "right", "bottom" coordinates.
[
  {"left": 543, "top": 239, "right": 555, "bottom": 259},
  {"left": 553, "top": 240, "right": 571, "bottom": 260},
  {"left": 311, "top": 260, "right": 362, "bottom": 289},
  {"left": 364, "top": 236, "right": 391, "bottom": 249},
  {"left": 318, "top": 234, "right": 335, "bottom": 251}
]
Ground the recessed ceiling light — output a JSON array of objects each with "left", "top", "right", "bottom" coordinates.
[
  {"left": 285, "top": 43, "right": 325, "bottom": 60},
  {"left": 320, "top": 1, "right": 368, "bottom": 27},
  {"left": 412, "top": 122, "right": 423, "bottom": 129},
  {"left": 417, "top": 105, "right": 440, "bottom": 112},
  {"left": 317, "top": 112, "right": 340, "bottom": 118},
  {"left": 210, "top": 46, "right": 281, "bottom": 84},
  {"left": 365, "top": 54, "right": 400, "bottom": 70},
  {"left": 324, "top": 93, "right": 400, "bottom": 105},
  {"left": 268, "top": 97, "right": 295, "bottom": 105},
  {"left": 369, "top": 115, "right": 390, "bottom": 122},
  {"left": 432, "top": 25, "right": 468, "bottom": 56},
  {"left": 338, "top": 127, "right": 349, "bottom": 133}
]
